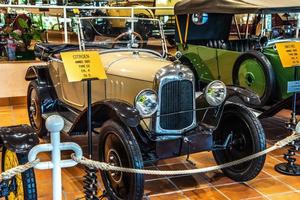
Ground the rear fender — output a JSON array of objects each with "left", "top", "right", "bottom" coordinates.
[
  {"left": 26, "top": 65, "right": 57, "bottom": 113},
  {"left": 25, "top": 65, "right": 51, "bottom": 86}
]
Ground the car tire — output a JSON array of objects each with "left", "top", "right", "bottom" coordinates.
[
  {"left": 27, "top": 80, "right": 47, "bottom": 138},
  {"left": 1, "top": 147, "right": 37, "bottom": 200},
  {"left": 232, "top": 50, "right": 275, "bottom": 107},
  {"left": 212, "top": 103, "right": 266, "bottom": 182},
  {"left": 99, "top": 120, "right": 144, "bottom": 200}
]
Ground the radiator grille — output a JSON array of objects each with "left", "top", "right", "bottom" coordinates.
[{"left": 159, "top": 80, "right": 194, "bottom": 130}]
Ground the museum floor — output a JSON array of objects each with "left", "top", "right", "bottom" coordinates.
[{"left": 1, "top": 101, "right": 300, "bottom": 200}]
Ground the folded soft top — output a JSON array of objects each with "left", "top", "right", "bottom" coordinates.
[
  {"left": 175, "top": 0, "right": 300, "bottom": 15},
  {"left": 35, "top": 43, "right": 79, "bottom": 54},
  {"left": 34, "top": 43, "right": 109, "bottom": 61}
]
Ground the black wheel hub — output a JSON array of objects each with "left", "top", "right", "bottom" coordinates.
[
  {"left": 28, "top": 91, "right": 40, "bottom": 130},
  {"left": 216, "top": 114, "right": 253, "bottom": 172},
  {"left": 107, "top": 149, "right": 123, "bottom": 183}
]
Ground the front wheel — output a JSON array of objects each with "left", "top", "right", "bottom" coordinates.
[
  {"left": 213, "top": 103, "right": 266, "bottom": 182},
  {"left": 1, "top": 147, "right": 37, "bottom": 200},
  {"left": 99, "top": 120, "right": 144, "bottom": 200}
]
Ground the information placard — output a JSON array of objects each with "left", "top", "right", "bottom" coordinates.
[
  {"left": 287, "top": 81, "right": 300, "bottom": 93},
  {"left": 276, "top": 42, "right": 300, "bottom": 68},
  {"left": 61, "top": 51, "right": 107, "bottom": 82}
]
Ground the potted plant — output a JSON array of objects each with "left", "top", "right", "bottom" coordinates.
[{"left": 8, "top": 14, "right": 44, "bottom": 60}]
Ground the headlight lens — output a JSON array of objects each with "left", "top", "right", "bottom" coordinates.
[
  {"left": 205, "top": 80, "right": 227, "bottom": 106},
  {"left": 135, "top": 89, "right": 158, "bottom": 117}
]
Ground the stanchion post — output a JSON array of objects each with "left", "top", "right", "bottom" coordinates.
[
  {"left": 46, "top": 115, "right": 64, "bottom": 200},
  {"left": 28, "top": 115, "right": 83, "bottom": 200},
  {"left": 275, "top": 66, "right": 300, "bottom": 175}
]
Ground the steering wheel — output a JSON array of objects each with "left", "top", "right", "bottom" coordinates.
[{"left": 112, "top": 31, "right": 144, "bottom": 48}]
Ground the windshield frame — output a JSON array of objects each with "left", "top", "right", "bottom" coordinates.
[{"left": 76, "top": 16, "right": 168, "bottom": 57}]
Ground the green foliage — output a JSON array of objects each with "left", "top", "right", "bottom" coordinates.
[
  {"left": 9, "top": 16, "right": 44, "bottom": 50},
  {"left": 17, "top": 18, "right": 29, "bottom": 29}
]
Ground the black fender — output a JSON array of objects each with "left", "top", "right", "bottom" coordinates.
[
  {"left": 70, "top": 100, "right": 153, "bottom": 151},
  {"left": 0, "top": 125, "right": 39, "bottom": 154},
  {"left": 226, "top": 85, "right": 261, "bottom": 106},
  {"left": 196, "top": 86, "right": 260, "bottom": 129},
  {"left": 25, "top": 65, "right": 52, "bottom": 86},
  {"left": 70, "top": 99, "right": 141, "bottom": 133},
  {"left": 25, "top": 65, "right": 58, "bottom": 113}
]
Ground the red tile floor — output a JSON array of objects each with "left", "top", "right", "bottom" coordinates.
[{"left": 1, "top": 105, "right": 300, "bottom": 199}]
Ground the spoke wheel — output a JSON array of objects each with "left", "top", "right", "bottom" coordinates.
[
  {"left": 213, "top": 103, "right": 266, "bottom": 181},
  {"left": 99, "top": 120, "right": 144, "bottom": 200},
  {"left": 1, "top": 147, "right": 37, "bottom": 200},
  {"left": 27, "top": 81, "right": 46, "bottom": 137},
  {"left": 233, "top": 51, "right": 275, "bottom": 107}
]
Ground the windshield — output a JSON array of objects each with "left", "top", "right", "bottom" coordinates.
[{"left": 76, "top": 16, "right": 168, "bottom": 56}]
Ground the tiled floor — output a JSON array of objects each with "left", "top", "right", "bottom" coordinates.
[{"left": 1, "top": 104, "right": 300, "bottom": 199}]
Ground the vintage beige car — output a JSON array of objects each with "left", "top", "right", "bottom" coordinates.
[{"left": 25, "top": 17, "right": 266, "bottom": 200}]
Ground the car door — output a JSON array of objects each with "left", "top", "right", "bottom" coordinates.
[{"left": 54, "top": 61, "right": 86, "bottom": 109}]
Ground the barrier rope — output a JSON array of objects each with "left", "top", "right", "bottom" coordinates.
[
  {"left": 0, "top": 159, "right": 40, "bottom": 182},
  {"left": 72, "top": 133, "right": 300, "bottom": 176}
]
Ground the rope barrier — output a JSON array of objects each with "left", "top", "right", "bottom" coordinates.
[
  {"left": 0, "top": 159, "right": 40, "bottom": 182},
  {"left": 72, "top": 133, "right": 300, "bottom": 176},
  {"left": 1, "top": 132, "right": 299, "bottom": 184}
]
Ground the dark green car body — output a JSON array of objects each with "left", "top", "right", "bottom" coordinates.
[
  {"left": 178, "top": 42, "right": 298, "bottom": 103},
  {"left": 173, "top": 0, "right": 300, "bottom": 106}
]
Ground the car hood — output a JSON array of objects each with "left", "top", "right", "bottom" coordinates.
[{"left": 101, "top": 51, "right": 172, "bottom": 82}]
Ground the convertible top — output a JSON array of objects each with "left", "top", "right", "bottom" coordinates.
[
  {"left": 174, "top": 0, "right": 300, "bottom": 15},
  {"left": 34, "top": 43, "right": 109, "bottom": 61}
]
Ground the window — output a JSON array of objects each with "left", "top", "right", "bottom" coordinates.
[{"left": 192, "top": 13, "right": 208, "bottom": 25}]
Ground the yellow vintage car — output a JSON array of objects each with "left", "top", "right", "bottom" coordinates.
[
  {"left": 103, "top": 0, "right": 180, "bottom": 40},
  {"left": 26, "top": 17, "right": 265, "bottom": 200}
]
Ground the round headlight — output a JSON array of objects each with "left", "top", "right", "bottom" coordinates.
[
  {"left": 135, "top": 89, "right": 158, "bottom": 117},
  {"left": 205, "top": 80, "right": 227, "bottom": 106}
]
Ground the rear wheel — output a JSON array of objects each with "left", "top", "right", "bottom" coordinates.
[
  {"left": 213, "top": 103, "right": 266, "bottom": 181},
  {"left": 1, "top": 147, "right": 37, "bottom": 200},
  {"left": 99, "top": 120, "right": 144, "bottom": 200},
  {"left": 27, "top": 81, "right": 46, "bottom": 138},
  {"left": 232, "top": 51, "right": 275, "bottom": 106}
]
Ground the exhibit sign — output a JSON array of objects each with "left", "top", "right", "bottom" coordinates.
[
  {"left": 276, "top": 42, "right": 300, "bottom": 68},
  {"left": 287, "top": 80, "right": 300, "bottom": 93},
  {"left": 61, "top": 51, "right": 107, "bottom": 82}
]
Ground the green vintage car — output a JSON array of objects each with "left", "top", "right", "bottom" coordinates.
[{"left": 174, "top": 0, "right": 300, "bottom": 106}]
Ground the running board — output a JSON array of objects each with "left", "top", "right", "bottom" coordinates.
[{"left": 42, "top": 112, "right": 73, "bottom": 134}]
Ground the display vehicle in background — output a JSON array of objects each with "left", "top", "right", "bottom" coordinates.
[
  {"left": 79, "top": 0, "right": 180, "bottom": 44},
  {"left": 0, "top": 125, "right": 39, "bottom": 200},
  {"left": 26, "top": 17, "right": 266, "bottom": 200},
  {"left": 175, "top": 0, "right": 300, "bottom": 107}
]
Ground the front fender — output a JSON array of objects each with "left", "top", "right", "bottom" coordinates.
[
  {"left": 98, "top": 100, "right": 141, "bottom": 127},
  {"left": 70, "top": 99, "right": 141, "bottom": 133},
  {"left": 226, "top": 86, "right": 261, "bottom": 106},
  {"left": 195, "top": 86, "right": 260, "bottom": 129}
]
